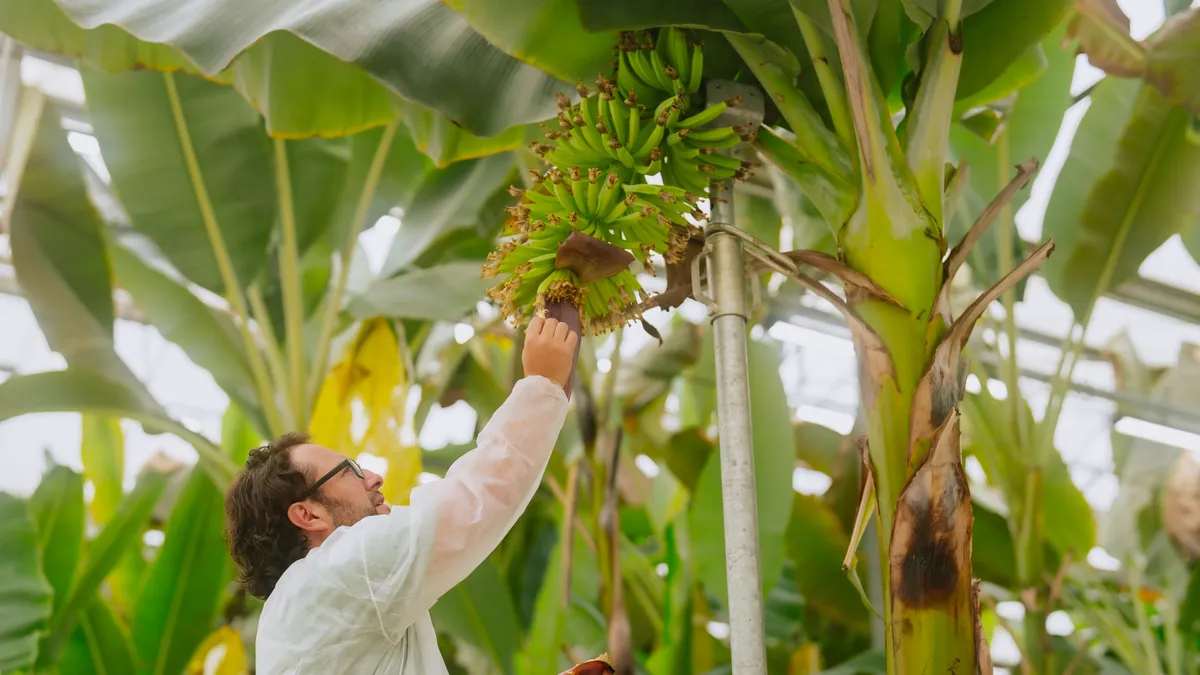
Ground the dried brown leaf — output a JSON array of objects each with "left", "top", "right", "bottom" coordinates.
[
  {"left": 910, "top": 240, "right": 1054, "bottom": 463},
  {"left": 646, "top": 235, "right": 703, "bottom": 311},
  {"left": 843, "top": 437, "right": 876, "bottom": 572},
  {"left": 945, "top": 158, "right": 1040, "bottom": 283},
  {"left": 973, "top": 580, "right": 993, "bottom": 675},
  {"left": 749, "top": 249, "right": 906, "bottom": 308},
  {"left": 1067, "top": 0, "right": 1146, "bottom": 78}
]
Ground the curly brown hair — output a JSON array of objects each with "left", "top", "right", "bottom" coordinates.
[{"left": 223, "top": 431, "right": 316, "bottom": 599}]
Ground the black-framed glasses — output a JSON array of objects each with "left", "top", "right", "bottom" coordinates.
[{"left": 298, "top": 457, "right": 364, "bottom": 500}]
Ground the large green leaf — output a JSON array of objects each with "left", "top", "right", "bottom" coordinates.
[
  {"left": 81, "top": 416, "right": 125, "bottom": 527},
  {"left": 445, "top": 0, "right": 617, "bottom": 84},
  {"left": 956, "top": 0, "right": 1073, "bottom": 100},
  {"left": 0, "top": 493, "right": 53, "bottom": 672},
  {"left": 109, "top": 240, "right": 268, "bottom": 436},
  {"left": 231, "top": 32, "right": 396, "bottom": 138},
  {"left": 509, "top": 521, "right": 607, "bottom": 668},
  {"left": 380, "top": 153, "right": 516, "bottom": 276},
  {"left": 1043, "top": 78, "right": 1200, "bottom": 319},
  {"left": 0, "top": 369, "right": 235, "bottom": 487},
  {"left": 347, "top": 261, "right": 496, "bottom": 321},
  {"left": 37, "top": 462, "right": 171, "bottom": 665},
  {"left": 398, "top": 101, "right": 536, "bottom": 168},
  {"left": 576, "top": 0, "right": 747, "bottom": 32},
  {"left": 325, "top": 123, "right": 434, "bottom": 251},
  {"left": 962, "top": 390, "right": 1095, "bottom": 558},
  {"left": 689, "top": 336, "right": 795, "bottom": 609},
  {"left": 82, "top": 67, "right": 275, "bottom": 296},
  {"left": 54, "top": 0, "right": 569, "bottom": 136},
  {"left": 0, "top": 0, "right": 212, "bottom": 78},
  {"left": 59, "top": 598, "right": 139, "bottom": 675},
  {"left": 10, "top": 93, "right": 161, "bottom": 413},
  {"left": 970, "top": 498, "right": 1018, "bottom": 588},
  {"left": 786, "top": 494, "right": 870, "bottom": 631},
  {"left": 430, "top": 558, "right": 522, "bottom": 675},
  {"left": 131, "top": 463, "right": 232, "bottom": 675},
  {"left": 29, "top": 464, "right": 86, "bottom": 623}
]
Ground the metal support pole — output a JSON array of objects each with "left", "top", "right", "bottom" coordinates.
[{"left": 702, "top": 80, "right": 767, "bottom": 675}]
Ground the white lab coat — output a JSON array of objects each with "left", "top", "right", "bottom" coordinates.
[{"left": 254, "top": 375, "right": 570, "bottom": 674}]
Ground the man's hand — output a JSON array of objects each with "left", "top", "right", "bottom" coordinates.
[{"left": 522, "top": 316, "right": 579, "bottom": 390}]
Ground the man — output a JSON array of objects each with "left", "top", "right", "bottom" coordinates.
[{"left": 224, "top": 316, "right": 578, "bottom": 674}]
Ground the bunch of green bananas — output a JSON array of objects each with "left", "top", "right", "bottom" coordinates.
[
  {"left": 612, "top": 28, "right": 758, "bottom": 194},
  {"left": 482, "top": 167, "right": 700, "bottom": 333},
  {"left": 482, "top": 27, "right": 757, "bottom": 335},
  {"left": 616, "top": 27, "right": 702, "bottom": 102}
]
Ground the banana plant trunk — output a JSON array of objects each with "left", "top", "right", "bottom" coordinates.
[{"left": 733, "top": 0, "right": 1054, "bottom": 672}]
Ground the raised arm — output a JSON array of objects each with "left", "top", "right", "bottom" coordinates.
[{"left": 412, "top": 316, "right": 576, "bottom": 603}]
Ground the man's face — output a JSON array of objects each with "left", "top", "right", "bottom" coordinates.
[{"left": 288, "top": 443, "right": 390, "bottom": 540}]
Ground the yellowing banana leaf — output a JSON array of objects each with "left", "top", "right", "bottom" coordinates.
[
  {"left": 186, "top": 626, "right": 247, "bottom": 675},
  {"left": 309, "top": 317, "right": 404, "bottom": 452},
  {"left": 308, "top": 318, "right": 423, "bottom": 505},
  {"left": 381, "top": 444, "right": 423, "bottom": 508}
]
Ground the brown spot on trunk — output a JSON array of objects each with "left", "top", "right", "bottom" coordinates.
[{"left": 891, "top": 409, "right": 973, "bottom": 611}]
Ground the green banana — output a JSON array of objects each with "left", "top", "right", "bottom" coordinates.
[
  {"left": 663, "top": 28, "right": 691, "bottom": 87},
  {"left": 674, "top": 101, "right": 727, "bottom": 129}
]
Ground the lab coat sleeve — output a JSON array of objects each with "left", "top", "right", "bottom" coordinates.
[
  {"left": 304, "top": 374, "right": 569, "bottom": 639},
  {"left": 414, "top": 374, "right": 569, "bottom": 604}
]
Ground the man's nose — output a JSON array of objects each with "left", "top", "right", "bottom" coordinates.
[{"left": 364, "top": 469, "right": 383, "bottom": 491}]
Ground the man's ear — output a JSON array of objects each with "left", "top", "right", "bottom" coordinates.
[{"left": 287, "top": 500, "right": 327, "bottom": 533}]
